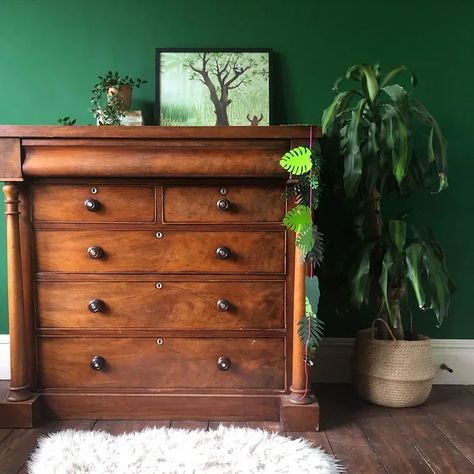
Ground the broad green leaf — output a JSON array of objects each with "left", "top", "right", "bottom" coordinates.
[
  {"left": 379, "top": 249, "right": 394, "bottom": 323},
  {"left": 382, "top": 84, "right": 409, "bottom": 115},
  {"left": 368, "top": 122, "right": 379, "bottom": 156},
  {"left": 392, "top": 114, "right": 409, "bottom": 185},
  {"left": 343, "top": 99, "right": 366, "bottom": 197},
  {"left": 280, "top": 146, "right": 312, "bottom": 175},
  {"left": 388, "top": 220, "right": 407, "bottom": 252},
  {"left": 411, "top": 99, "right": 448, "bottom": 192},
  {"left": 351, "top": 242, "right": 374, "bottom": 308},
  {"left": 380, "top": 65, "right": 417, "bottom": 88},
  {"left": 422, "top": 244, "right": 452, "bottom": 326},
  {"left": 322, "top": 91, "right": 355, "bottom": 135},
  {"left": 305, "top": 275, "right": 320, "bottom": 315},
  {"left": 405, "top": 243, "right": 426, "bottom": 308},
  {"left": 282, "top": 205, "right": 311, "bottom": 232},
  {"left": 347, "top": 64, "right": 379, "bottom": 102},
  {"left": 296, "top": 224, "right": 315, "bottom": 256}
]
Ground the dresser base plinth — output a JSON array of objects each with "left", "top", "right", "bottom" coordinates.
[
  {"left": 0, "top": 394, "right": 42, "bottom": 428},
  {"left": 40, "top": 393, "right": 282, "bottom": 422},
  {"left": 280, "top": 395, "right": 320, "bottom": 432}
]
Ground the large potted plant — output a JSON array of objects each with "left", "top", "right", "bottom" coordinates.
[{"left": 322, "top": 64, "right": 454, "bottom": 407}]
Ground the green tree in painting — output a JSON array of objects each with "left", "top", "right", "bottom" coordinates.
[{"left": 182, "top": 52, "right": 268, "bottom": 126}]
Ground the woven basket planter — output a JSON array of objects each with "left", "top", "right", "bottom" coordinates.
[{"left": 352, "top": 319, "right": 436, "bottom": 408}]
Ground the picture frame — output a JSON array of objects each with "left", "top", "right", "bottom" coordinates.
[{"left": 155, "top": 48, "right": 272, "bottom": 126}]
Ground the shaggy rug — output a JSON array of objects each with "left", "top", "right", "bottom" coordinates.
[{"left": 28, "top": 425, "right": 344, "bottom": 473}]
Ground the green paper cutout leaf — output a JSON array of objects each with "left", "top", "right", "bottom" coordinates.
[
  {"left": 279, "top": 146, "right": 312, "bottom": 175},
  {"left": 305, "top": 275, "right": 320, "bottom": 316},
  {"left": 283, "top": 205, "right": 311, "bottom": 232},
  {"left": 296, "top": 224, "right": 315, "bottom": 256}
]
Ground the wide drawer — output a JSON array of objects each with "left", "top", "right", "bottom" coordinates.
[
  {"left": 36, "top": 280, "right": 285, "bottom": 329},
  {"left": 35, "top": 230, "right": 285, "bottom": 273},
  {"left": 163, "top": 185, "right": 285, "bottom": 223},
  {"left": 37, "top": 337, "right": 285, "bottom": 390},
  {"left": 31, "top": 184, "right": 156, "bottom": 223}
]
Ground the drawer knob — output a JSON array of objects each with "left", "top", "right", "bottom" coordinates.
[
  {"left": 217, "top": 198, "right": 231, "bottom": 211},
  {"left": 90, "top": 355, "right": 106, "bottom": 371},
  {"left": 84, "top": 198, "right": 101, "bottom": 212},
  {"left": 87, "top": 246, "right": 104, "bottom": 259},
  {"left": 88, "top": 299, "right": 105, "bottom": 313},
  {"left": 217, "top": 299, "right": 230, "bottom": 312},
  {"left": 217, "top": 356, "right": 231, "bottom": 371},
  {"left": 216, "top": 246, "right": 231, "bottom": 260}
]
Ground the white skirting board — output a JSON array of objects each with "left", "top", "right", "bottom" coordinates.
[
  {"left": 313, "top": 338, "right": 474, "bottom": 385},
  {"left": 0, "top": 335, "right": 473, "bottom": 384},
  {"left": 0, "top": 334, "right": 10, "bottom": 381}
]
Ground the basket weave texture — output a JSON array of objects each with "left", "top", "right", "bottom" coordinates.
[{"left": 352, "top": 325, "right": 436, "bottom": 408}]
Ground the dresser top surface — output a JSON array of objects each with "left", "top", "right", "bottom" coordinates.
[{"left": 0, "top": 125, "right": 318, "bottom": 140}]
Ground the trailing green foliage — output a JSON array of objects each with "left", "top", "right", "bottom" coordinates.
[
  {"left": 57, "top": 116, "right": 76, "bottom": 126},
  {"left": 90, "top": 71, "right": 147, "bottom": 125}
]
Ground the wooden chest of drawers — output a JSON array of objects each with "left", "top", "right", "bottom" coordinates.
[{"left": 0, "top": 126, "right": 319, "bottom": 430}]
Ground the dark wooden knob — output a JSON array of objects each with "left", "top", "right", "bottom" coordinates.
[
  {"left": 217, "top": 299, "right": 230, "bottom": 312},
  {"left": 88, "top": 299, "right": 105, "bottom": 313},
  {"left": 84, "top": 198, "right": 101, "bottom": 212},
  {"left": 217, "top": 199, "right": 230, "bottom": 211},
  {"left": 90, "top": 355, "right": 106, "bottom": 371},
  {"left": 217, "top": 356, "right": 231, "bottom": 371},
  {"left": 216, "top": 247, "right": 231, "bottom": 259},
  {"left": 87, "top": 246, "right": 104, "bottom": 259}
]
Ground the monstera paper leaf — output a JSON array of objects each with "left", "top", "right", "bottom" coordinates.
[
  {"left": 298, "top": 276, "right": 323, "bottom": 346},
  {"left": 283, "top": 205, "right": 312, "bottom": 232},
  {"left": 279, "top": 146, "right": 312, "bottom": 175},
  {"left": 296, "top": 224, "right": 315, "bottom": 256}
]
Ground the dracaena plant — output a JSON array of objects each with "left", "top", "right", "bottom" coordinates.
[
  {"left": 322, "top": 64, "right": 453, "bottom": 339},
  {"left": 280, "top": 144, "right": 325, "bottom": 360}
]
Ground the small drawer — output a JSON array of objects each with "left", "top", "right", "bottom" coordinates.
[
  {"left": 31, "top": 184, "right": 156, "bottom": 223},
  {"left": 36, "top": 280, "right": 285, "bottom": 330},
  {"left": 37, "top": 336, "right": 285, "bottom": 390},
  {"left": 163, "top": 185, "right": 285, "bottom": 223},
  {"left": 35, "top": 230, "right": 285, "bottom": 274}
]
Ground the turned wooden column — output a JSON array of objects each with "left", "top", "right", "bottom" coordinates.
[
  {"left": 289, "top": 246, "right": 315, "bottom": 404},
  {"left": 3, "top": 183, "right": 31, "bottom": 402}
]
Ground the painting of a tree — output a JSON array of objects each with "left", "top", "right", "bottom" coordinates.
[{"left": 158, "top": 50, "right": 270, "bottom": 126}]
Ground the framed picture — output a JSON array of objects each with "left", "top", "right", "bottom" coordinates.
[{"left": 155, "top": 48, "right": 272, "bottom": 126}]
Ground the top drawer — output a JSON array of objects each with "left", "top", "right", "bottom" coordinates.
[
  {"left": 163, "top": 185, "right": 285, "bottom": 224},
  {"left": 31, "top": 184, "right": 156, "bottom": 223}
]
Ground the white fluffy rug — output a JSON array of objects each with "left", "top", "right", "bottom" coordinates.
[{"left": 28, "top": 425, "right": 344, "bottom": 473}]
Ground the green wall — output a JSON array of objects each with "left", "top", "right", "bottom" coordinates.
[{"left": 0, "top": 0, "right": 472, "bottom": 337}]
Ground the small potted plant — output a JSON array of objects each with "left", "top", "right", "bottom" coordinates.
[
  {"left": 321, "top": 64, "right": 454, "bottom": 407},
  {"left": 91, "top": 71, "right": 147, "bottom": 125}
]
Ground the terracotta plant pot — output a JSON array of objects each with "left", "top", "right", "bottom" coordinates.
[
  {"left": 107, "top": 84, "right": 132, "bottom": 111},
  {"left": 351, "top": 319, "right": 436, "bottom": 407}
]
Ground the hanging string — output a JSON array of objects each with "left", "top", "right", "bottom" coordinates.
[{"left": 300, "top": 126, "right": 314, "bottom": 401}]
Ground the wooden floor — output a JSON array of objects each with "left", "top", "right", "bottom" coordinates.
[{"left": 0, "top": 382, "right": 473, "bottom": 473}]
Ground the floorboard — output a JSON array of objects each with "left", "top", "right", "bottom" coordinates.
[
  {"left": 0, "top": 420, "right": 57, "bottom": 474},
  {"left": 421, "top": 385, "right": 474, "bottom": 465},
  {"left": 0, "top": 384, "right": 473, "bottom": 473},
  {"left": 170, "top": 420, "right": 209, "bottom": 430},
  {"left": 391, "top": 407, "right": 474, "bottom": 473}
]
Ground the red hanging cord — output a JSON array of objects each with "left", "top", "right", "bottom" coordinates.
[{"left": 300, "top": 126, "right": 314, "bottom": 401}]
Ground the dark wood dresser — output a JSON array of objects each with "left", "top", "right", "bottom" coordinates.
[{"left": 0, "top": 126, "right": 319, "bottom": 430}]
